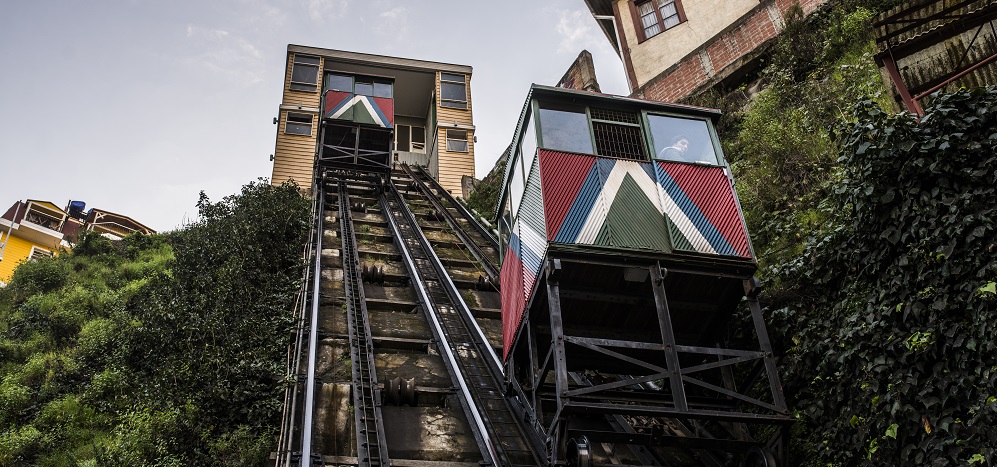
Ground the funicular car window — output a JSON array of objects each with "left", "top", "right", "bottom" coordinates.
[
  {"left": 647, "top": 114, "right": 719, "bottom": 165},
  {"left": 520, "top": 114, "right": 538, "bottom": 176},
  {"left": 538, "top": 102, "right": 593, "bottom": 155}
]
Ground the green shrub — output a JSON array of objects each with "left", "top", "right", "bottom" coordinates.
[
  {"left": 0, "top": 425, "right": 43, "bottom": 466},
  {"left": 6, "top": 257, "right": 67, "bottom": 303}
]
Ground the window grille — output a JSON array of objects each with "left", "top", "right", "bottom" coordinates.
[
  {"left": 590, "top": 107, "right": 640, "bottom": 125},
  {"left": 592, "top": 108, "right": 645, "bottom": 161}
]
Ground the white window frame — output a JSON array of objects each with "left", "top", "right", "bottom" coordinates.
[
  {"left": 637, "top": 0, "right": 682, "bottom": 40},
  {"left": 440, "top": 73, "right": 468, "bottom": 110},
  {"left": 285, "top": 112, "right": 313, "bottom": 136},
  {"left": 446, "top": 129, "right": 469, "bottom": 152},
  {"left": 289, "top": 54, "right": 320, "bottom": 92}
]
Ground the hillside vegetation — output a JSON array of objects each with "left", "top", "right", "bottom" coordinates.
[
  {"left": 0, "top": 181, "right": 309, "bottom": 466},
  {"left": 469, "top": 0, "right": 996, "bottom": 464},
  {"left": 691, "top": 2, "right": 997, "bottom": 465}
]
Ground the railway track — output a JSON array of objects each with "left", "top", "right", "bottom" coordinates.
[{"left": 278, "top": 168, "right": 539, "bottom": 466}]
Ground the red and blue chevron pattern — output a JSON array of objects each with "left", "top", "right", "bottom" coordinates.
[
  {"left": 323, "top": 91, "right": 394, "bottom": 128},
  {"left": 537, "top": 149, "right": 751, "bottom": 258}
]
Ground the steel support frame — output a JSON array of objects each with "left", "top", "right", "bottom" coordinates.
[
  {"left": 318, "top": 122, "right": 393, "bottom": 173},
  {"left": 507, "top": 254, "right": 792, "bottom": 465}
]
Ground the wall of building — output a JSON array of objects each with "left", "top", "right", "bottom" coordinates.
[
  {"left": 271, "top": 53, "right": 322, "bottom": 188},
  {"left": 619, "top": 0, "right": 759, "bottom": 87},
  {"left": 627, "top": 0, "right": 829, "bottom": 102},
  {"left": 0, "top": 235, "right": 41, "bottom": 283},
  {"left": 434, "top": 71, "right": 476, "bottom": 197}
]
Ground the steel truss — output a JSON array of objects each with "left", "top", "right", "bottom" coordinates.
[
  {"left": 505, "top": 253, "right": 793, "bottom": 466},
  {"left": 318, "top": 122, "right": 393, "bottom": 174}
]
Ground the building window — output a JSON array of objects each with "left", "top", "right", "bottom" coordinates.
[
  {"left": 285, "top": 113, "right": 313, "bottom": 136},
  {"left": 647, "top": 114, "right": 719, "bottom": 165},
  {"left": 537, "top": 102, "right": 594, "bottom": 155},
  {"left": 411, "top": 125, "right": 426, "bottom": 152},
  {"left": 29, "top": 246, "right": 53, "bottom": 261},
  {"left": 289, "top": 55, "right": 320, "bottom": 92},
  {"left": 446, "top": 129, "right": 468, "bottom": 152},
  {"left": 325, "top": 73, "right": 393, "bottom": 98},
  {"left": 440, "top": 73, "right": 468, "bottom": 109},
  {"left": 638, "top": 0, "right": 683, "bottom": 40}
]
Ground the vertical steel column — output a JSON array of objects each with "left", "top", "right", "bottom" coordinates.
[
  {"left": 650, "top": 264, "right": 688, "bottom": 411},
  {"left": 545, "top": 258, "right": 570, "bottom": 463},
  {"left": 744, "top": 279, "right": 787, "bottom": 412}
]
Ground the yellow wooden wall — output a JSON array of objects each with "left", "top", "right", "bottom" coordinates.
[
  {"left": 0, "top": 236, "right": 48, "bottom": 283},
  {"left": 434, "top": 71, "right": 476, "bottom": 196},
  {"left": 271, "top": 53, "right": 322, "bottom": 190}
]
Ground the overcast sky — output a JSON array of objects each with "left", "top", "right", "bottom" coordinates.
[{"left": 0, "top": 1, "right": 628, "bottom": 232}]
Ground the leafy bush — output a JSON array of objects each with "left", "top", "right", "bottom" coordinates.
[{"left": 773, "top": 87, "right": 997, "bottom": 465}]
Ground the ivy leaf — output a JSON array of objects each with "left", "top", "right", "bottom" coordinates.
[{"left": 885, "top": 423, "right": 898, "bottom": 439}]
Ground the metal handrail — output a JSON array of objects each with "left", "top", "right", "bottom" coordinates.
[
  {"left": 300, "top": 178, "right": 325, "bottom": 467},
  {"left": 276, "top": 169, "right": 324, "bottom": 467}
]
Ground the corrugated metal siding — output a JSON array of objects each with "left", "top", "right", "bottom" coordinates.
[
  {"left": 538, "top": 150, "right": 600, "bottom": 242},
  {"left": 591, "top": 158, "right": 671, "bottom": 251},
  {"left": 324, "top": 91, "right": 353, "bottom": 120},
  {"left": 654, "top": 161, "right": 751, "bottom": 258},
  {"left": 520, "top": 156, "right": 547, "bottom": 302},
  {"left": 501, "top": 222, "right": 525, "bottom": 360}
]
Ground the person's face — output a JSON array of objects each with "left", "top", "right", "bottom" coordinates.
[{"left": 675, "top": 139, "right": 689, "bottom": 152}]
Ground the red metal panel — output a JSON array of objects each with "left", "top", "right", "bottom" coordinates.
[
  {"left": 658, "top": 162, "right": 751, "bottom": 258},
  {"left": 323, "top": 91, "right": 353, "bottom": 119},
  {"left": 501, "top": 250, "right": 526, "bottom": 360},
  {"left": 538, "top": 150, "right": 598, "bottom": 241},
  {"left": 371, "top": 96, "right": 395, "bottom": 128}
]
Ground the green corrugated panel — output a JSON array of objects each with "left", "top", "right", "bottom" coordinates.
[
  {"left": 353, "top": 103, "right": 376, "bottom": 125},
  {"left": 596, "top": 172, "right": 671, "bottom": 251}
]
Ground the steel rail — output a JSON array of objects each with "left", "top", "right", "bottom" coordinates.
[
  {"left": 386, "top": 174, "right": 538, "bottom": 466},
  {"left": 412, "top": 164, "right": 500, "bottom": 251},
  {"left": 338, "top": 182, "right": 390, "bottom": 466},
  {"left": 299, "top": 177, "right": 326, "bottom": 467},
  {"left": 393, "top": 173, "right": 502, "bottom": 377},
  {"left": 379, "top": 188, "right": 500, "bottom": 466},
  {"left": 401, "top": 164, "right": 499, "bottom": 281}
]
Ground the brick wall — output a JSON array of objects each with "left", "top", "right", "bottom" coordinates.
[{"left": 635, "top": 0, "right": 830, "bottom": 102}]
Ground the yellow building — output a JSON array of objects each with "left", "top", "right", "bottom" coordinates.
[
  {"left": 270, "top": 45, "right": 475, "bottom": 197},
  {"left": 0, "top": 200, "right": 155, "bottom": 285},
  {"left": 0, "top": 200, "right": 71, "bottom": 285}
]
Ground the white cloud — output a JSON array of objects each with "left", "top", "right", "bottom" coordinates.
[
  {"left": 183, "top": 25, "right": 265, "bottom": 87},
  {"left": 373, "top": 6, "right": 409, "bottom": 40},
  {"left": 555, "top": 9, "right": 602, "bottom": 54},
  {"left": 307, "top": 0, "right": 349, "bottom": 21}
]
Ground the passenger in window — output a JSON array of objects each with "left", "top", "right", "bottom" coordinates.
[{"left": 658, "top": 135, "right": 689, "bottom": 160}]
